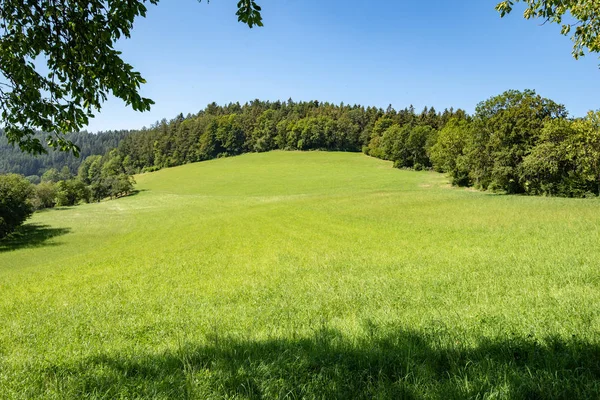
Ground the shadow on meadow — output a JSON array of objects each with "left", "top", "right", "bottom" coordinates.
[
  {"left": 127, "top": 189, "right": 147, "bottom": 197},
  {"left": 48, "top": 328, "right": 600, "bottom": 399},
  {"left": 0, "top": 223, "right": 71, "bottom": 253}
]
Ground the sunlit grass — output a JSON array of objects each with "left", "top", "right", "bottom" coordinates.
[{"left": 1, "top": 151, "right": 599, "bottom": 398}]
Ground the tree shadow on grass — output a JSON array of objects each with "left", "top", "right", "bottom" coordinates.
[
  {"left": 127, "top": 189, "right": 147, "bottom": 197},
  {"left": 35, "top": 206, "right": 75, "bottom": 213},
  {"left": 0, "top": 223, "right": 71, "bottom": 253},
  {"left": 44, "top": 328, "right": 600, "bottom": 399}
]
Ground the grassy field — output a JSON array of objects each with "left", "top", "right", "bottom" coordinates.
[{"left": 1, "top": 151, "right": 600, "bottom": 399}]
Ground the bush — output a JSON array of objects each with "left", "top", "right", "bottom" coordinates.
[
  {"left": 25, "top": 175, "right": 41, "bottom": 185},
  {"left": 55, "top": 179, "right": 90, "bottom": 207},
  {"left": 0, "top": 174, "right": 34, "bottom": 239},
  {"left": 33, "top": 182, "right": 57, "bottom": 209}
]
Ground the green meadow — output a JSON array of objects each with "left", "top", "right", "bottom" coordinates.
[{"left": 1, "top": 151, "right": 600, "bottom": 399}]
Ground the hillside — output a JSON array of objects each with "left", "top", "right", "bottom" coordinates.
[{"left": 1, "top": 151, "right": 600, "bottom": 398}]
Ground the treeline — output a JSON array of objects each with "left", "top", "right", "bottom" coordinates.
[
  {"left": 117, "top": 99, "right": 466, "bottom": 172},
  {"left": 3, "top": 90, "right": 599, "bottom": 204},
  {"left": 115, "top": 91, "right": 600, "bottom": 198},
  {"left": 0, "top": 130, "right": 132, "bottom": 177}
]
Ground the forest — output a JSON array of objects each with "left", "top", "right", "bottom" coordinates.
[
  {"left": 110, "top": 89, "right": 600, "bottom": 198},
  {"left": 0, "top": 130, "right": 132, "bottom": 177},
  {"left": 2, "top": 89, "right": 600, "bottom": 203}
]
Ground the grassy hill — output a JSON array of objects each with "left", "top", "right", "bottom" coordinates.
[{"left": 1, "top": 151, "right": 600, "bottom": 398}]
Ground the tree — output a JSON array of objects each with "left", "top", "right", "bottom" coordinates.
[
  {"left": 496, "top": 1, "right": 600, "bottom": 63},
  {"left": 429, "top": 118, "right": 471, "bottom": 186},
  {"left": 0, "top": 0, "right": 263, "bottom": 155},
  {"left": 0, "top": 174, "right": 34, "bottom": 238},
  {"left": 380, "top": 124, "right": 409, "bottom": 164},
  {"left": 55, "top": 179, "right": 89, "bottom": 206},
  {"left": 77, "top": 155, "right": 103, "bottom": 186},
  {"left": 41, "top": 168, "right": 61, "bottom": 183},
  {"left": 406, "top": 125, "right": 436, "bottom": 170},
  {"left": 366, "top": 116, "right": 395, "bottom": 158},
  {"left": 33, "top": 181, "right": 57, "bottom": 209},
  {"left": 520, "top": 112, "right": 600, "bottom": 197},
  {"left": 568, "top": 111, "right": 600, "bottom": 197},
  {"left": 467, "top": 89, "right": 567, "bottom": 193},
  {"left": 251, "top": 110, "right": 279, "bottom": 152}
]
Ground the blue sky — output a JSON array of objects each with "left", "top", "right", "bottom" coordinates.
[{"left": 85, "top": 0, "right": 600, "bottom": 132}]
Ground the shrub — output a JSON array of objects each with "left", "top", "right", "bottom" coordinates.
[
  {"left": 55, "top": 179, "right": 90, "bottom": 207},
  {"left": 33, "top": 182, "right": 57, "bottom": 209},
  {"left": 0, "top": 174, "right": 34, "bottom": 239}
]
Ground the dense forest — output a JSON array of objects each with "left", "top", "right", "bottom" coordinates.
[
  {"left": 0, "top": 130, "right": 132, "bottom": 178},
  {"left": 116, "top": 99, "right": 467, "bottom": 172},
  {"left": 114, "top": 91, "right": 600, "bottom": 197},
  {"left": 3, "top": 90, "right": 600, "bottom": 199}
]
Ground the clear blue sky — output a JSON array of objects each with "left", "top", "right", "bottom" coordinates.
[{"left": 85, "top": 0, "right": 600, "bottom": 132}]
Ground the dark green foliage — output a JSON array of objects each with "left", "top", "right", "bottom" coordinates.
[
  {"left": 55, "top": 179, "right": 90, "bottom": 207},
  {"left": 41, "top": 168, "right": 62, "bottom": 183},
  {"left": 25, "top": 175, "right": 40, "bottom": 185},
  {"left": 79, "top": 150, "right": 135, "bottom": 202},
  {"left": 115, "top": 100, "right": 463, "bottom": 176},
  {"left": 401, "top": 125, "right": 436, "bottom": 170},
  {"left": 12, "top": 150, "right": 137, "bottom": 212},
  {"left": 0, "top": 174, "right": 34, "bottom": 238},
  {"left": 233, "top": 0, "right": 263, "bottom": 28},
  {"left": 380, "top": 124, "right": 410, "bottom": 162},
  {"left": 467, "top": 90, "right": 567, "bottom": 193},
  {"left": 3, "top": 91, "right": 598, "bottom": 199},
  {"left": 0, "top": 130, "right": 131, "bottom": 177},
  {"left": 429, "top": 90, "right": 599, "bottom": 197},
  {"left": 365, "top": 116, "right": 395, "bottom": 158},
  {"left": 429, "top": 118, "right": 472, "bottom": 186},
  {"left": 250, "top": 109, "right": 279, "bottom": 152},
  {"left": 32, "top": 181, "right": 57, "bottom": 210},
  {"left": 77, "top": 149, "right": 134, "bottom": 201},
  {"left": 521, "top": 112, "right": 600, "bottom": 197},
  {"left": 369, "top": 123, "right": 439, "bottom": 170}
]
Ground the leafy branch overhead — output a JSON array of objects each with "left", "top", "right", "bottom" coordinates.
[
  {"left": 0, "top": 0, "right": 263, "bottom": 156},
  {"left": 496, "top": 0, "right": 600, "bottom": 60},
  {"left": 199, "top": 0, "right": 263, "bottom": 27},
  {"left": 236, "top": 0, "right": 263, "bottom": 28}
]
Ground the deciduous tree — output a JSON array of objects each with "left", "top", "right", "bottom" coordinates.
[
  {"left": 496, "top": 1, "right": 600, "bottom": 63},
  {"left": 0, "top": 0, "right": 262, "bottom": 155},
  {"left": 0, "top": 174, "right": 34, "bottom": 238}
]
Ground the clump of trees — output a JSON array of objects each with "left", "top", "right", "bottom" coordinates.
[
  {"left": 430, "top": 91, "right": 600, "bottom": 197},
  {"left": 77, "top": 150, "right": 136, "bottom": 202},
  {"left": 116, "top": 99, "right": 465, "bottom": 172},
  {"left": 0, "top": 151, "right": 135, "bottom": 238},
  {"left": 520, "top": 113, "right": 600, "bottom": 197},
  {"left": 0, "top": 174, "right": 34, "bottom": 239},
  {"left": 34, "top": 150, "right": 135, "bottom": 208}
]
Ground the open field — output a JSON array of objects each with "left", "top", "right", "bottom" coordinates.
[{"left": 1, "top": 151, "right": 600, "bottom": 399}]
